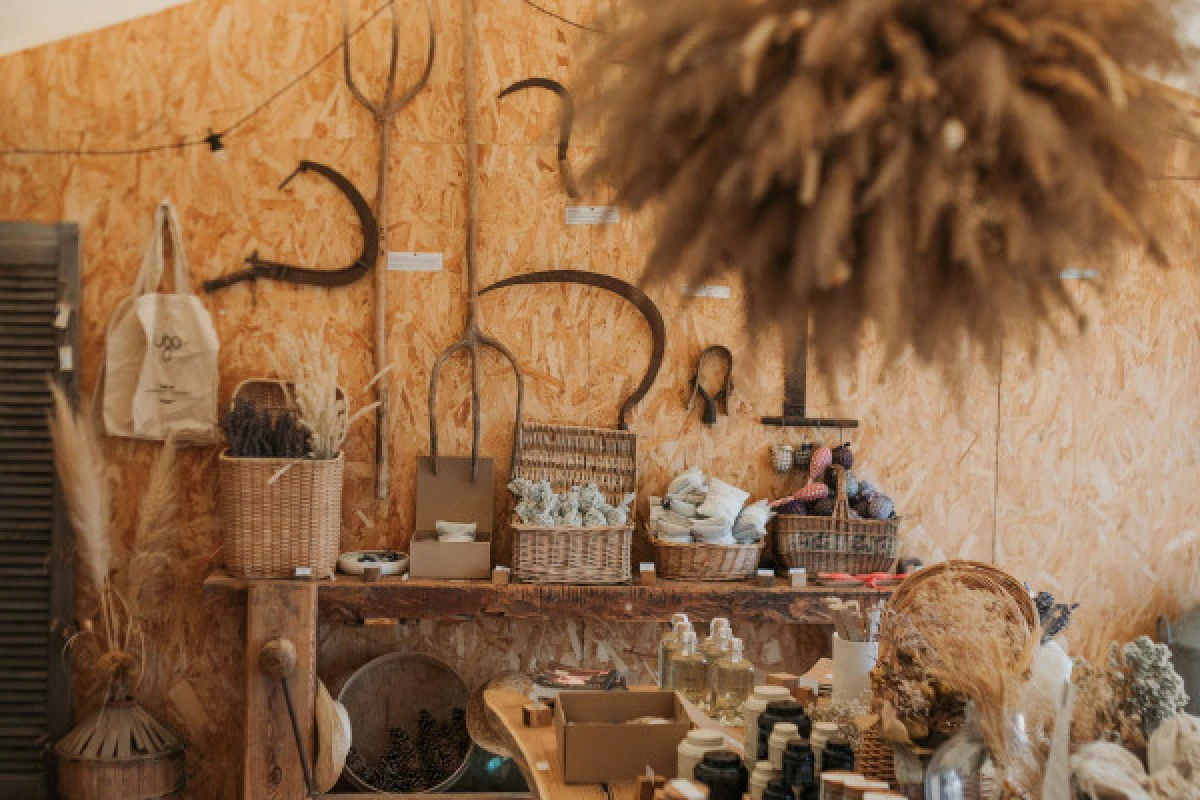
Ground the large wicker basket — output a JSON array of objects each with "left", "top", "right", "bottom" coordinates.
[
  {"left": 219, "top": 379, "right": 344, "bottom": 579},
  {"left": 774, "top": 466, "right": 898, "bottom": 574},
  {"left": 510, "top": 422, "right": 636, "bottom": 584},
  {"left": 652, "top": 539, "right": 763, "bottom": 581}
]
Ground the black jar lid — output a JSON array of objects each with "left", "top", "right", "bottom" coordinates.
[
  {"left": 763, "top": 778, "right": 790, "bottom": 800},
  {"left": 764, "top": 700, "right": 806, "bottom": 716},
  {"left": 785, "top": 740, "right": 814, "bottom": 757},
  {"left": 700, "top": 750, "right": 742, "bottom": 768}
]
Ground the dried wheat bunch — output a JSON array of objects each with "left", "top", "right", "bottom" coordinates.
[
  {"left": 583, "top": 0, "right": 1189, "bottom": 377},
  {"left": 272, "top": 327, "right": 382, "bottom": 459}
]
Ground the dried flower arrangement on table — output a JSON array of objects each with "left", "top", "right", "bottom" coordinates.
[
  {"left": 219, "top": 326, "right": 381, "bottom": 579},
  {"left": 866, "top": 561, "right": 1193, "bottom": 799},
  {"left": 581, "top": 0, "right": 1191, "bottom": 381}
]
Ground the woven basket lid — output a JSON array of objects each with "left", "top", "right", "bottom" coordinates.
[{"left": 465, "top": 672, "right": 533, "bottom": 758}]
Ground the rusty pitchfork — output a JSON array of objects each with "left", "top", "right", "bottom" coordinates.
[
  {"left": 342, "top": 0, "right": 436, "bottom": 500},
  {"left": 428, "top": 0, "right": 525, "bottom": 482}
]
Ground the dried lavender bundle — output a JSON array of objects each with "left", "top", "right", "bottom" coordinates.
[{"left": 582, "top": 0, "right": 1192, "bottom": 380}]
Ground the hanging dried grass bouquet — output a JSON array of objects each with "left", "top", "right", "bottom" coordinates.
[{"left": 582, "top": 0, "right": 1190, "bottom": 376}]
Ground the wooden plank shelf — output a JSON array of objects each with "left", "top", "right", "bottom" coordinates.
[{"left": 204, "top": 571, "right": 889, "bottom": 625}]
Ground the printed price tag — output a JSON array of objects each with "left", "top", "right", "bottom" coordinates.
[
  {"left": 639, "top": 562, "right": 656, "bottom": 573},
  {"left": 58, "top": 346, "right": 74, "bottom": 372},
  {"left": 565, "top": 205, "right": 620, "bottom": 225},
  {"left": 54, "top": 302, "right": 71, "bottom": 329},
  {"left": 387, "top": 251, "right": 444, "bottom": 272},
  {"left": 293, "top": 566, "right": 313, "bottom": 578}
]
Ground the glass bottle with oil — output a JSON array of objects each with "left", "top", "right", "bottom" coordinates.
[
  {"left": 668, "top": 630, "right": 708, "bottom": 706},
  {"left": 663, "top": 620, "right": 695, "bottom": 690},
  {"left": 702, "top": 621, "right": 732, "bottom": 711},
  {"left": 658, "top": 613, "right": 690, "bottom": 687},
  {"left": 713, "top": 637, "right": 756, "bottom": 725}
]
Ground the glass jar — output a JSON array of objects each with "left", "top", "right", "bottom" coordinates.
[
  {"left": 783, "top": 740, "right": 817, "bottom": 800},
  {"left": 757, "top": 700, "right": 811, "bottom": 761},
  {"left": 744, "top": 686, "right": 792, "bottom": 758},
  {"left": 658, "top": 613, "right": 690, "bottom": 686},
  {"left": 677, "top": 728, "right": 726, "bottom": 783},
  {"left": 924, "top": 714, "right": 988, "bottom": 800},
  {"left": 821, "top": 740, "right": 855, "bottom": 772},
  {"left": 763, "top": 778, "right": 791, "bottom": 800},
  {"left": 749, "top": 760, "right": 781, "bottom": 800},
  {"left": 693, "top": 750, "right": 748, "bottom": 800},
  {"left": 768, "top": 722, "right": 800, "bottom": 770},
  {"left": 810, "top": 721, "right": 838, "bottom": 774}
]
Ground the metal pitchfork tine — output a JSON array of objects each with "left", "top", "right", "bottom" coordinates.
[
  {"left": 341, "top": 0, "right": 436, "bottom": 501},
  {"left": 429, "top": 0, "right": 525, "bottom": 482}
]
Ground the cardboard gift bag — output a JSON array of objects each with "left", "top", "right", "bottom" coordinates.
[{"left": 101, "top": 200, "right": 219, "bottom": 442}]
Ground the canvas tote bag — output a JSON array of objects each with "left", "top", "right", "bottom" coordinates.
[{"left": 101, "top": 200, "right": 219, "bottom": 442}]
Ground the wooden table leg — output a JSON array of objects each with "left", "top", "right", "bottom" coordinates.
[{"left": 244, "top": 582, "right": 317, "bottom": 800}]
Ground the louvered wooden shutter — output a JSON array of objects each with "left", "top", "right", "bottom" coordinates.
[{"left": 0, "top": 222, "right": 78, "bottom": 799}]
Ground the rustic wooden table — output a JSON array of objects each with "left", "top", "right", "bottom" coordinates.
[{"left": 203, "top": 571, "right": 884, "bottom": 800}]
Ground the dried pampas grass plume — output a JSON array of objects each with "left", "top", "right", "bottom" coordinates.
[
  {"left": 582, "top": 0, "right": 1191, "bottom": 379},
  {"left": 48, "top": 382, "right": 111, "bottom": 592},
  {"left": 129, "top": 434, "right": 180, "bottom": 627}
]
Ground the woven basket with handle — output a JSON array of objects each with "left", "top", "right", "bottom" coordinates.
[
  {"left": 652, "top": 539, "right": 763, "bottom": 581},
  {"left": 877, "top": 560, "right": 1040, "bottom": 672},
  {"left": 219, "top": 379, "right": 344, "bottom": 579},
  {"left": 774, "top": 465, "right": 898, "bottom": 574},
  {"left": 509, "top": 422, "right": 635, "bottom": 584}
]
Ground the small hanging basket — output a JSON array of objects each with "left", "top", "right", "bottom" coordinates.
[{"left": 774, "top": 466, "right": 899, "bottom": 574}]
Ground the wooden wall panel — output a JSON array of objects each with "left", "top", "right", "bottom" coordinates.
[{"left": 0, "top": 1, "right": 1197, "bottom": 797}]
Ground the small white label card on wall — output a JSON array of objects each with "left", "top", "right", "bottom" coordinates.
[
  {"left": 565, "top": 206, "right": 620, "bottom": 225},
  {"left": 682, "top": 284, "right": 732, "bottom": 299},
  {"left": 387, "top": 252, "right": 444, "bottom": 272}
]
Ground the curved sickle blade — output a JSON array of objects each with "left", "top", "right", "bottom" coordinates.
[
  {"left": 479, "top": 270, "right": 665, "bottom": 430},
  {"left": 498, "top": 78, "right": 580, "bottom": 199},
  {"left": 203, "top": 160, "right": 379, "bottom": 293}
]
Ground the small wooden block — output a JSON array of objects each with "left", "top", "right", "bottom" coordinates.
[
  {"left": 361, "top": 565, "right": 383, "bottom": 582},
  {"left": 522, "top": 703, "right": 552, "bottom": 727},
  {"left": 639, "top": 563, "right": 657, "bottom": 586},
  {"left": 756, "top": 569, "right": 776, "bottom": 587},
  {"left": 492, "top": 567, "right": 511, "bottom": 585},
  {"left": 664, "top": 779, "right": 710, "bottom": 799},
  {"left": 638, "top": 774, "right": 667, "bottom": 800},
  {"left": 791, "top": 686, "right": 815, "bottom": 706},
  {"left": 767, "top": 672, "right": 801, "bottom": 690},
  {"left": 789, "top": 568, "right": 808, "bottom": 587}
]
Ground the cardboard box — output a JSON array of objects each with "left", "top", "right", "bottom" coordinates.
[
  {"left": 555, "top": 691, "right": 691, "bottom": 784},
  {"left": 408, "top": 532, "right": 492, "bottom": 579},
  {"left": 410, "top": 456, "right": 494, "bottom": 580}
]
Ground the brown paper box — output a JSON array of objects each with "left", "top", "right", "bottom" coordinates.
[
  {"left": 408, "top": 532, "right": 492, "bottom": 580},
  {"left": 410, "top": 456, "right": 494, "bottom": 579},
  {"left": 555, "top": 690, "right": 691, "bottom": 784}
]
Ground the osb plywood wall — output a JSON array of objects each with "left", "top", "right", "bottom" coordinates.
[{"left": 0, "top": 1, "right": 1198, "bottom": 796}]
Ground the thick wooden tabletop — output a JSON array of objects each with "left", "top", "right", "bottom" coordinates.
[{"left": 205, "top": 570, "right": 889, "bottom": 625}]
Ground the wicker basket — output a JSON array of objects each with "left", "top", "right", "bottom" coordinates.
[
  {"left": 774, "top": 466, "right": 898, "bottom": 574},
  {"left": 855, "top": 722, "right": 899, "bottom": 790},
  {"left": 510, "top": 422, "right": 636, "bottom": 584},
  {"left": 652, "top": 539, "right": 763, "bottom": 581},
  {"left": 878, "top": 560, "right": 1040, "bottom": 672},
  {"left": 219, "top": 379, "right": 344, "bottom": 579}
]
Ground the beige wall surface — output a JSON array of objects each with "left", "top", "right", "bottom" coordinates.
[{"left": 1, "top": 1, "right": 1199, "bottom": 796}]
